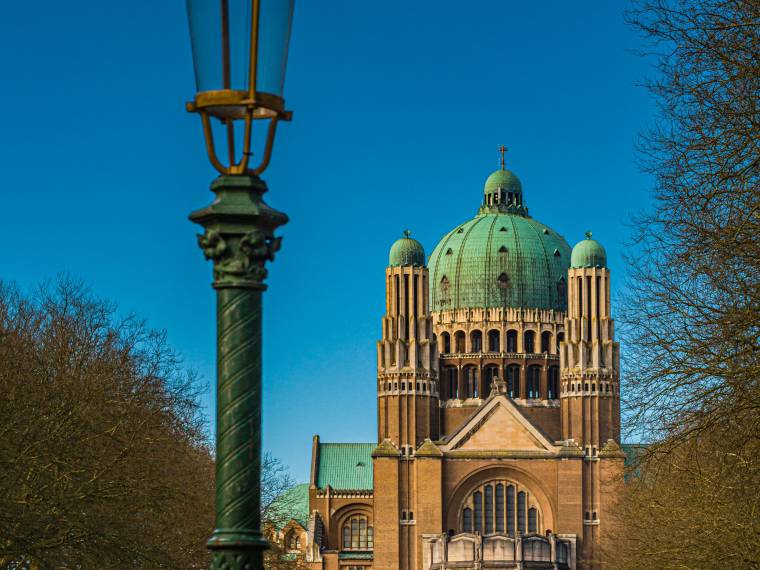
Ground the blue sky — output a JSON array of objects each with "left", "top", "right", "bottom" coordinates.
[{"left": 0, "top": 1, "right": 655, "bottom": 482}]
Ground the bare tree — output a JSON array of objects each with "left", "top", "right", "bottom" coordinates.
[
  {"left": 0, "top": 277, "right": 215, "bottom": 569},
  {"left": 615, "top": 0, "right": 760, "bottom": 567},
  {"left": 260, "top": 453, "right": 310, "bottom": 570}
]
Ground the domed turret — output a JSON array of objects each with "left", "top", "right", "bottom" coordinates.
[
  {"left": 570, "top": 231, "right": 607, "bottom": 268},
  {"left": 480, "top": 145, "right": 527, "bottom": 215},
  {"left": 389, "top": 230, "right": 426, "bottom": 267}
]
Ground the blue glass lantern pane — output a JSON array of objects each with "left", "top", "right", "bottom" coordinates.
[
  {"left": 186, "top": 0, "right": 293, "bottom": 96},
  {"left": 257, "top": 0, "right": 295, "bottom": 97}
]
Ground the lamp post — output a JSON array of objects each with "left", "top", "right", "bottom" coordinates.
[{"left": 184, "top": 1, "right": 295, "bottom": 568}]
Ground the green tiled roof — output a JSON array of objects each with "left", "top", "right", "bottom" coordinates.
[
  {"left": 271, "top": 483, "right": 309, "bottom": 530},
  {"left": 316, "top": 443, "right": 374, "bottom": 490}
]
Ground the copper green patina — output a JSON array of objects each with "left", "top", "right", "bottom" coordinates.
[
  {"left": 429, "top": 169, "right": 571, "bottom": 312},
  {"left": 191, "top": 175, "right": 288, "bottom": 570},
  {"left": 388, "top": 230, "right": 426, "bottom": 267},
  {"left": 570, "top": 231, "right": 607, "bottom": 268},
  {"left": 316, "top": 443, "right": 375, "bottom": 490}
]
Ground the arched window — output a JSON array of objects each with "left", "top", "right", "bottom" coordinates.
[
  {"left": 517, "top": 491, "right": 527, "bottom": 534},
  {"left": 286, "top": 530, "right": 301, "bottom": 551},
  {"left": 548, "top": 366, "right": 559, "bottom": 399},
  {"left": 507, "top": 364, "right": 520, "bottom": 398},
  {"left": 528, "top": 508, "right": 538, "bottom": 533},
  {"left": 484, "top": 484, "right": 493, "bottom": 533},
  {"left": 527, "top": 366, "right": 541, "bottom": 399},
  {"left": 540, "top": 331, "right": 552, "bottom": 354},
  {"left": 342, "top": 515, "right": 373, "bottom": 551},
  {"left": 454, "top": 331, "right": 466, "bottom": 353},
  {"left": 464, "top": 366, "right": 478, "bottom": 398},
  {"left": 445, "top": 367, "right": 458, "bottom": 399},
  {"left": 463, "top": 507, "right": 473, "bottom": 532},
  {"left": 470, "top": 330, "right": 483, "bottom": 352},
  {"left": 556, "top": 332, "right": 565, "bottom": 354},
  {"left": 524, "top": 330, "right": 536, "bottom": 354},
  {"left": 460, "top": 480, "right": 541, "bottom": 537},
  {"left": 441, "top": 332, "right": 451, "bottom": 354},
  {"left": 488, "top": 329, "right": 500, "bottom": 353},
  {"left": 495, "top": 483, "right": 505, "bottom": 532},
  {"left": 507, "top": 484, "right": 515, "bottom": 535},
  {"left": 506, "top": 330, "right": 518, "bottom": 352}
]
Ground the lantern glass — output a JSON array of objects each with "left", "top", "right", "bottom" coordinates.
[{"left": 186, "top": 0, "right": 295, "bottom": 97}]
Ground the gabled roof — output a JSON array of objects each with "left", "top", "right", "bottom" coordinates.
[
  {"left": 440, "top": 394, "right": 557, "bottom": 456},
  {"left": 316, "top": 443, "right": 374, "bottom": 490}
]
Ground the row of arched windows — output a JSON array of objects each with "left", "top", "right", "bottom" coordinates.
[
  {"left": 461, "top": 481, "right": 540, "bottom": 535},
  {"left": 440, "top": 330, "right": 564, "bottom": 355},
  {"left": 443, "top": 365, "right": 560, "bottom": 400}
]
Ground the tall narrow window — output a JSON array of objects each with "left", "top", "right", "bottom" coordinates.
[
  {"left": 541, "top": 331, "right": 552, "bottom": 354},
  {"left": 506, "top": 330, "right": 518, "bottom": 352},
  {"left": 484, "top": 485, "right": 493, "bottom": 534},
  {"left": 471, "top": 330, "right": 483, "bottom": 352},
  {"left": 441, "top": 332, "right": 451, "bottom": 354},
  {"left": 556, "top": 332, "right": 564, "bottom": 353},
  {"left": 474, "top": 491, "right": 483, "bottom": 532},
  {"left": 463, "top": 507, "right": 473, "bottom": 532},
  {"left": 483, "top": 365, "right": 499, "bottom": 398},
  {"left": 455, "top": 331, "right": 466, "bottom": 353},
  {"left": 464, "top": 366, "right": 478, "bottom": 398},
  {"left": 524, "top": 331, "right": 535, "bottom": 354},
  {"left": 507, "top": 485, "right": 515, "bottom": 536},
  {"left": 517, "top": 492, "right": 526, "bottom": 534},
  {"left": 548, "top": 366, "right": 559, "bottom": 399},
  {"left": 446, "top": 367, "right": 458, "bottom": 399},
  {"left": 488, "top": 329, "right": 500, "bottom": 352},
  {"left": 495, "top": 484, "right": 505, "bottom": 533},
  {"left": 507, "top": 365, "right": 520, "bottom": 398},
  {"left": 528, "top": 508, "right": 538, "bottom": 533},
  {"left": 527, "top": 366, "right": 541, "bottom": 399}
]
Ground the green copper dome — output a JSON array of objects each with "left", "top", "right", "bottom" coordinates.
[
  {"left": 570, "top": 232, "right": 607, "bottom": 268},
  {"left": 484, "top": 168, "right": 522, "bottom": 194},
  {"left": 429, "top": 165, "right": 571, "bottom": 311},
  {"left": 389, "top": 231, "right": 426, "bottom": 267}
]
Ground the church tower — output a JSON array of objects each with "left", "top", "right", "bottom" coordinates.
[
  {"left": 560, "top": 232, "right": 622, "bottom": 568},
  {"left": 377, "top": 230, "right": 439, "bottom": 450}
]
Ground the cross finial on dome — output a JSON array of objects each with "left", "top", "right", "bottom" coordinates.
[
  {"left": 403, "top": 229, "right": 412, "bottom": 238},
  {"left": 585, "top": 230, "right": 593, "bottom": 239},
  {"left": 498, "top": 144, "right": 508, "bottom": 170}
]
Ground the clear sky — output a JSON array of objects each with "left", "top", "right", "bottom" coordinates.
[{"left": 0, "top": 1, "right": 655, "bottom": 482}]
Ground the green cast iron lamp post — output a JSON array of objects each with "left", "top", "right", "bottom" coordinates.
[{"left": 184, "top": 1, "right": 295, "bottom": 568}]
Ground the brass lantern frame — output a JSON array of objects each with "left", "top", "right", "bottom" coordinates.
[{"left": 186, "top": 0, "right": 293, "bottom": 176}]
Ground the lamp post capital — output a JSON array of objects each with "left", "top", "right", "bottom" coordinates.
[{"left": 190, "top": 175, "right": 288, "bottom": 290}]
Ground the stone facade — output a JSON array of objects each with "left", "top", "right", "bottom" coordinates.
[{"left": 300, "top": 165, "right": 625, "bottom": 570}]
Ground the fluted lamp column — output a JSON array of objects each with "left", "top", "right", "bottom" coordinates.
[{"left": 184, "top": 1, "right": 295, "bottom": 568}]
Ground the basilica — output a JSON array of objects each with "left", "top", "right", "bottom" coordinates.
[{"left": 283, "top": 154, "right": 626, "bottom": 570}]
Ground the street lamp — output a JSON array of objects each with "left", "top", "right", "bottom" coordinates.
[{"left": 184, "top": 1, "right": 295, "bottom": 569}]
